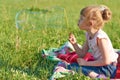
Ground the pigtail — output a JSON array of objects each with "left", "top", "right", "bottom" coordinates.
[{"left": 100, "top": 6, "right": 112, "bottom": 22}]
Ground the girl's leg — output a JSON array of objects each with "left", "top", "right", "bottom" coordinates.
[
  {"left": 88, "top": 71, "right": 107, "bottom": 79},
  {"left": 81, "top": 64, "right": 116, "bottom": 78},
  {"left": 67, "top": 63, "right": 116, "bottom": 78},
  {"left": 89, "top": 71, "right": 99, "bottom": 78}
]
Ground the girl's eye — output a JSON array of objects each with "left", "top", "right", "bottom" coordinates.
[
  {"left": 80, "top": 17, "right": 84, "bottom": 21},
  {"left": 81, "top": 17, "right": 83, "bottom": 20},
  {"left": 80, "top": 16, "right": 85, "bottom": 20}
]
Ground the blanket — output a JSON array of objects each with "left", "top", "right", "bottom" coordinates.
[{"left": 41, "top": 41, "right": 120, "bottom": 80}]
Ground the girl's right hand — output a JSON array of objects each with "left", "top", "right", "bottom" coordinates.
[{"left": 69, "top": 33, "right": 77, "bottom": 44}]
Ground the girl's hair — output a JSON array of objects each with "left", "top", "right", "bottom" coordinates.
[{"left": 80, "top": 5, "right": 112, "bottom": 29}]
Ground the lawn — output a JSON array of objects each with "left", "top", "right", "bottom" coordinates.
[{"left": 0, "top": 0, "right": 120, "bottom": 80}]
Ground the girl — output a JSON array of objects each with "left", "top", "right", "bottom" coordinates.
[{"left": 69, "top": 5, "right": 118, "bottom": 78}]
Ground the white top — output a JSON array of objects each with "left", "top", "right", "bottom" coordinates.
[{"left": 86, "top": 29, "right": 118, "bottom": 62}]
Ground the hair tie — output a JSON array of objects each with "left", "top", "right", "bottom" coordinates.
[{"left": 100, "top": 6, "right": 106, "bottom": 11}]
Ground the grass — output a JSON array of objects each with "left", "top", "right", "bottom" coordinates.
[{"left": 0, "top": 0, "right": 120, "bottom": 80}]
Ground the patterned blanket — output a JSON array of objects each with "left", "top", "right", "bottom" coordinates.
[{"left": 41, "top": 41, "right": 120, "bottom": 80}]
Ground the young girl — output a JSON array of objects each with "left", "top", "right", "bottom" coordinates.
[{"left": 69, "top": 5, "right": 118, "bottom": 78}]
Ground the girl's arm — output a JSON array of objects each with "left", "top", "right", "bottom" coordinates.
[
  {"left": 73, "top": 41, "right": 89, "bottom": 58},
  {"left": 77, "top": 38, "right": 112, "bottom": 66},
  {"left": 69, "top": 33, "right": 89, "bottom": 58}
]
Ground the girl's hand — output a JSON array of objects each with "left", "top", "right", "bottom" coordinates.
[
  {"left": 77, "top": 58, "right": 87, "bottom": 66},
  {"left": 69, "top": 33, "right": 77, "bottom": 44}
]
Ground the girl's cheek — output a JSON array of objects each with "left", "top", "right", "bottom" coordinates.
[{"left": 79, "top": 21, "right": 85, "bottom": 27}]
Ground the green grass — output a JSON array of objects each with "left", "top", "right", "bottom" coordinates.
[{"left": 0, "top": 0, "right": 120, "bottom": 80}]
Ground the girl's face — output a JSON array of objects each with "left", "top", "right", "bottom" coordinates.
[{"left": 78, "top": 15, "right": 90, "bottom": 30}]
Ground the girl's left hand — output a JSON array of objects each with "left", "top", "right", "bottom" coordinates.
[{"left": 77, "top": 58, "right": 87, "bottom": 66}]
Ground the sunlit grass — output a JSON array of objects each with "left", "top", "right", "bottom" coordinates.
[{"left": 0, "top": 0, "right": 120, "bottom": 80}]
